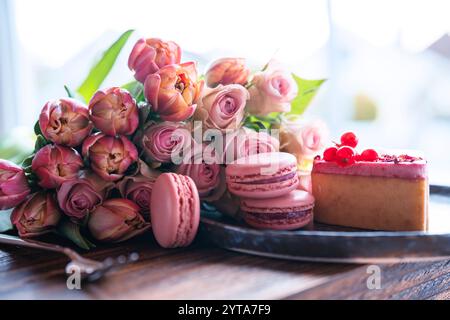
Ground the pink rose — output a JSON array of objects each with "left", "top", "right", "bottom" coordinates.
[
  {"left": 89, "top": 87, "right": 139, "bottom": 136},
  {"left": 11, "top": 192, "right": 61, "bottom": 238},
  {"left": 176, "top": 146, "right": 226, "bottom": 201},
  {"left": 140, "top": 122, "right": 193, "bottom": 164},
  {"left": 32, "top": 144, "right": 83, "bottom": 189},
  {"left": 194, "top": 84, "right": 249, "bottom": 131},
  {"left": 82, "top": 133, "right": 138, "bottom": 182},
  {"left": 39, "top": 98, "right": 93, "bottom": 147},
  {"left": 57, "top": 170, "right": 114, "bottom": 220},
  {"left": 280, "top": 119, "right": 328, "bottom": 162},
  {"left": 223, "top": 128, "right": 280, "bottom": 163},
  {"left": 117, "top": 161, "right": 161, "bottom": 220},
  {"left": 128, "top": 38, "right": 181, "bottom": 83},
  {"left": 0, "top": 160, "right": 30, "bottom": 210},
  {"left": 144, "top": 62, "right": 203, "bottom": 122},
  {"left": 88, "top": 199, "right": 150, "bottom": 243},
  {"left": 205, "top": 58, "right": 250, "bottom": 87},
  {"left": 246, "top": 61, "right": 298, "bottom": 116}
]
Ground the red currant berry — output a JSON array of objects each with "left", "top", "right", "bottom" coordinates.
[
  {"left": 359, "top": 149, "right": 379, "bottom": 162},
  {"left": 340, "top": 132, "right": 358, "bottom": 148},
  {"left": 335, "top": 146, "right": 355, "bottom": 167},
  {"left": 323, "top": 147, "right": 338, "bottom": 161}
]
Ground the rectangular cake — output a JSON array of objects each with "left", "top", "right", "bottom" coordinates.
[{"left": 312, "top": 154, "right": 429, "bottom": 231}]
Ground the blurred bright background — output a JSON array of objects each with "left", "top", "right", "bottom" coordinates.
[{"left": 1, "top": 0, "right": 449, "bottom": 183}]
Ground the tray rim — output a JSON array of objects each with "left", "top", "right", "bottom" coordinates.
[{"left": 201, "top": 184, "right": 450, "bottom": 238}]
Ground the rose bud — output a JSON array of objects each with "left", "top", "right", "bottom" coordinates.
[
  {"left": 246, "top": 60, "right": 298, "bottom": 116},
  {"left": 0, "top": 160, "right": 31, "bottom": 210},
  {"left": 205, "top": 58, "right": 250, "bottom": 87},
  {"left": 128, "top": 38, "right": 182, "bottom": 83},
  {"left": 223, "top": 128, "right": 280, "bottom": 163},
  {"left": 280, "top": 119, "right": 328, "bottom": 164},
  {"left": 117, "top": 161, "right": 161, "bottom": 221},
  {"left": 144, "top": 62, "right": 203, "bottom": 122},
  {"left": 32, "top": 144, "right": 84, "bottom": 189},
  {"left": 39, "top": 98, "right": 93, "bottom": 147},
  {"left": 140, "top": 122, "right": 193, "bottom": 163},
  {"left": 176, "top": 146, "right": 226, "bottom": 201},
  {"left": 88, "top": 87, "right": 139, "bottom": 136},
  {"left": 82, "top": 133, "right": 138, "bottom": 182},
  {"left": 57, "top": 170, "right": 114, "bottom": 220},
  {"left": 11, "top": 192, "right": 61, "bottom": 238},
  {"left": 88, "top": 199, "right": 150, "bottom": 243},
  {"left": 194, "top": 84, "right": 249, "bottom": 132}
]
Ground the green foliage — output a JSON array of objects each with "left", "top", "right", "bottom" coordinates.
[
  {"left": 289, "top": 74, "right": 326, "bottom": 116},
  {"left": 77, "top": 29, "right": 134, "bottom": 102},
  {"left": 57, "top": 219, "right": 96, "bottom": 250},
  {"left": 0, "top": 209, "right": 13, "bottom": 233}
]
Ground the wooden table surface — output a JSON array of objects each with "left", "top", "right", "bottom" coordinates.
[{"left": 0, "top": 233, "right": 449, "bottom": 300}]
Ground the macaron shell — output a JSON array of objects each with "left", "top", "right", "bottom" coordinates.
[
  {"left": 226, "top": 152, "right": 298, "bottom": 178},
  {"left": 241, "top": 190, "right": 315, "bottom": 230},
  {"left": 150, "top": 173, "right": 200, "bottom": 248},
  {"left": 227, "top": 174, "right": 299, "bottom": 199}
]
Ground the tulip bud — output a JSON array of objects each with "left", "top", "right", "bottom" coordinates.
[
  {"left": 82, "top": 133, "right": 138, "bottom": 182},
  {"left": 88, "top": 199, "right": 150, "bottom": 243},
  {"left": 144, "top": 62, "right": 203, "bottom": 122},
  {"left": 11, "top": 192, "right": 61, "bottom": 238},
  {"left": 57, "top": 170, "right": 114, "bottom": 220},
  {"left": 205, "top": 58, "right": 250, "bottom": 88},
  {"left": 0, "top": 160, "right": 31, "bottom": 210},
  {"left": 89, "top": 87, "right": 139, "bottom": 136},
  {"left": 128, "top": 38, "right": 181, "bottom": 83},
  {"left": 39, "top": 98, "right": 93, "bottom": 147},
  {"left": 32, "top": 144, "right": 83, "bottom": 189}
]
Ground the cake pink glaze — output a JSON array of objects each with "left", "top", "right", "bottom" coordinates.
[
  {"left": 226, "top": 152, "right": 299, "bottom": 199},
  {"left": 241, "top": 190, "right": 315, "bottom": 230},
  {"left": 312, "top": 156, "right": 427, "bottom": 179},
  {"left": 150, "top": 173, "right": 200, "bottom": 248}
]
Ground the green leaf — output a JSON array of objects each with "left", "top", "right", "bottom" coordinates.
[
  {"left": 33, "top": 120, "right": 42, "bottom": 136},
  {"left": 34, "top": 135, "right": 50, "bottom": 151},
  {"left": 288, "top": 74, "right": 326, "bottom": 116},
  {"left": 122, "top": 80, "right": 145, "bottom": 103},
  {"left": 77, "top": 29, "right": 134, "bottom": 102},
  {"left": 57, "top": 219, "right": 96, "bottom": 250},
  {"left": 243, "top": 113, "right": 281, "bottom": 131},
  {"left": 0, "top": 209, "right": 13, "bottom": 233}
]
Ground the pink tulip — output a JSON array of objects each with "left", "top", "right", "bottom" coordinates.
[
  {"left": 57, "top": 170, "right": 114, "bottom": 220},
  {"left": 223, "top": 128, "right": 280, "bottom": 163},
  {"left": 88, "top": 199, "right": 150, "bottom": 243},
  {"left": 194, "top": 84, "right": 249, "bottom": 131},
  {"left": 246, "top": 61, "right": 298, "bottom": 116},
  {"left": 205, "top": 58, "right": 250, "bottom": 87},
  {"left": 144, "top": 62, "right": 203, "bottom": 122},
  {"left": 89, "top": 87, "right": 139, "bottom": 136},
  {"left": 39, "top": 98, "right": 93, "bottom": 147},
  {"left": 82, "top": 133, "right": 138, "bottom": 182},
  {"left": 117, "top": 161, "right": 160, "bottom": 220},
  {"left": 32, "top": 144, "right": 83, "bottom": 189},
  {"left": 128, "top": 38, "right": 181, "bottom": 83},
  {"left": 11, "top": 192, "right": 61, "bottom": 238},
  {"left": 0, "top": 160, "right": 30, "bottom": 210},
  {"left": 176, "top": 146, "right": 225, "bottom": 201},
  {"left": 140, "top": 122, "right": 193, "bottom": 163}
]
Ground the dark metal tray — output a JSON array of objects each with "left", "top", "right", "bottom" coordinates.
[{"left": 199, "top": 185, "right": 450, "bottom": 263}]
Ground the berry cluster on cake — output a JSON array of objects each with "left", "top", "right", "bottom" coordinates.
[{"left": 312, "top": 132, "right": 429, "bottom": 231}]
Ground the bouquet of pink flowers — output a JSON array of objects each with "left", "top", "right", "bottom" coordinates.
[{"left": 0, "top": 31, "right": 327, "bottom": 249}]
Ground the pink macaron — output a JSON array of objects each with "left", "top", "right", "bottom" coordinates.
[
  {"left": 150, "top": 173, "right": 200, "bottom": 248},
  {"left": 241, "top": 190, "right": 315, "bottom": 230},
  {"left": 225, "top": 152, "right": 299, "bottom": 199}
]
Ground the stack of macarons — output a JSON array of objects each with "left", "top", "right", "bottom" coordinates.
[{"left": 226, "top": 152, "right": 315, "bottom": 230}]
